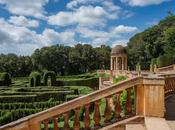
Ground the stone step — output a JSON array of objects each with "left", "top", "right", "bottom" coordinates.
[
  {"left": 126, "top": 124, "right": 146, "bottom": 130},
  {"left": 145, "top": 117, "right": 171, "bottom": 130},
  {"left": 99, "top": 116, "right": 143, "bottom": 130}
]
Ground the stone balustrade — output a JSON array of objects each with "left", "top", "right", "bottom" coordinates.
[{"left": 0, "top": 76, "right": 165, "bottom": 130}]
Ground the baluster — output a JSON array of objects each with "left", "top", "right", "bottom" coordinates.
[
  {"left": 115, "top": 92, "right": 122, "bottom": 120},
  {"left": 93, "top": 100, "right": 101, "bottom": 128},
  {"left": 53, "top": 116, "right": 59, "bottom": 130},
  {"left": 84, "top": 104, "right": 91, "bottom": 130},
  {"left": 43, "top": 119, "right": 49, "bottom": 130},
  {"left": 104, "top": 96, "right": 112, "bottom": 123},
  {"left": 74, "top": 108, "right": 80, "bottom": 130},
  {"left": 126, "top": 88, "right": 132, "bottom": 115},
  {"left": 63, "top": 112, "right": 70, "bottom": 130}
]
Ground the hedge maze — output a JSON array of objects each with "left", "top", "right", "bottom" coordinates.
[
  {"left": 0, "top": 72, "right": 99, "bottom": 126},
  {"left": 0, "top": 72, "right": 11, "bottom": 86}
]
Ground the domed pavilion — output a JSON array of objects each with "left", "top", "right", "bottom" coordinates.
[{"left": 111, "top": 45, "right": 128, "bottom": 70}]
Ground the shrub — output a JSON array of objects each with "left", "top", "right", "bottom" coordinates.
[
  {"left": 157, "top": 55, "right": 174, "bottom": 67},
  {"left": 29, "top": 72, "right": 41, "bottom": 87},
  {"left": 0, "top": 92, "right": 68, "bottom": 103},
  {"left": 113, "top": 76, "right": 127, "bottom": 84},
  {"left": 0, "top": 72, "right": 11, "bottom": 86},
  {"left": 56, "top": 77, "right": 99, "bottom": 90},
  {"left": 43, "top": 71, "right": 56, "bottom": 86}
]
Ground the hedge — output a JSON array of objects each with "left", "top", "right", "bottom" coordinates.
[
  {"left": 0, "top": 101, "right": 60, "bottom": 110},
  {"left": 0, "top": 72, "right": 11, "bottom": 86},
  {"left": 0, "top": 109, "right": 42, "bottom": 126},
  {"left": 56, "top": 77, "right": 99, "bottom": 90},
  {"left": 156, "top": 55, "right": 174, "bottom": 67},
  {"left": 43, "top": 71, "right": 56, "bottom": 86},
  {"left": 29, "top": 72, "right": 41, "bottom": 87},
  {"left": 0, "top": 92, "right": 68, "bottom": 103}
]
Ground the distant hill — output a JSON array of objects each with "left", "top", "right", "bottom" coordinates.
[{"left": 126, "top": 15, "right": 175, "bottom": 69}]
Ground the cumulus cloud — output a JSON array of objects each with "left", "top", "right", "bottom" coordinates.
[
  {"left": 41, "top": 29, "right": 75, "bottom": 44},
  {"left": 48, "top": 5, "right": 118, "bottom": 27},
  {"left": 120, "top": 0, "right": 170, "bottom": 6},
  {"left": 66, "top": 0, "right": 104, "bottom": 9},
  {"left": 0, "top": 0, "right": 48, "bottom": 18},
  {"left": 111, "top": 25, "right": 139, "bottom": 34},
  {"left": 76, "top": 25, "right": 138, "bottom": 45},
  {"left": 0, "top": 18, "right": 76, "bottom": 55},
  {"left": 8, "top": 16, "right": 39, "bottom": 28}
]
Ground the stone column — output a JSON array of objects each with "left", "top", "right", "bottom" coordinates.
[
  {"left": 110, "top": 57, "right": 113, "bottom": 70},
  {"left": 122, "top": 57, "right": 125, "bottom": 70},
  {"left": 125, "top": 57, "right": 128, "bottom": 70},
  {"left": 116, "top": 57, "right": 118, "bottom": 70}
]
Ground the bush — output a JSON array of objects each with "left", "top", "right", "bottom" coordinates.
[
  {"left": 113, "top": 76, "right": 127, "bottom": 84},
  {"left": 29, "top": 72, "right": 41, "bottom": 87},
  {"left": 56, "top": 77, "right": 99, "bottom": 90},
  {"left": 157, "top": 55, "right": 174, "bottom": 67},
  {"left": 43, "top": 71, "right": 56, "bottom": 86},
  {"left": 0, "top": 92, "right": 68, "bottom": 103},
  {"left": 0, "top": 72, "right": 11, "bottom": 86}
]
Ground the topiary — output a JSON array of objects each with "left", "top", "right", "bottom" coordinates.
[
  {"left": 0, "top": 72, "right": 11, "bottom": 86},
  {"left": 29, "top": 72, "right": 41, "bottom": 87},
  {"left": 43, "top": 71, "right": 56, "bottom": 86}
]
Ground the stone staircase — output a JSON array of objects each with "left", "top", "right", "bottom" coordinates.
[{"left": 0, "top": 76, "right": 167, "bottom": 130}]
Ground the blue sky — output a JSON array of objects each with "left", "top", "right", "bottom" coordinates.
[{"left": 0, "top": 0, "right": 174, "bottom": 55}]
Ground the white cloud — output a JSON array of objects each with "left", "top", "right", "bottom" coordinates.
[
  {"left": 112, "top": 40, "right": 129, "bottom": 47},
  {"left": 120, "top": 0, "right": 170, "bottom": 6},
  {"left": 0, "top": 18, "right": 76, "bottom": 55},
  {"left": 0, "top": 0, "right": 48, "bottom": 18},
  {"left": 76, "top": 25, "right": 138, "bottom": 45},
  {"left": 8, "top": 16, "right": 39, "bottom": 28},
  {"left": 66, "top": 0, "right": 104, "bottom": 9},
  {"left": 41, "top": 29, "right": 75, "bottom": 44},
  {"left": 111, "top": 25, "right": 138, "bottom": 34},
  {"left": 48, "top": 5, "right": 118, "bottom": 27}
]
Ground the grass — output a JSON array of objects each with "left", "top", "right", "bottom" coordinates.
[{"left": 113, "top": 76, "right": 127, "bottom": 84}]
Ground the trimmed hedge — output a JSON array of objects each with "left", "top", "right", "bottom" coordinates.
[
  {"left": 0, "top": 101, "right": 60, "bottom": 110},
  {"left": 0, "top": 109, "right": 42, "bottom": 126},
  {"left": 0, "top": 92, "right": 68, "bottom": 103},
  {"left": 43, "top": 71, "right": 56, "bottom": 86},
  {"left": 29, "top": 72, "right": 41, "bottom": 87},
  {"left": 56, "top": 77, "right": 99, "bottom": 90},
  {"left": 0, "top": 72, "right": 11, "bottom": 86}
]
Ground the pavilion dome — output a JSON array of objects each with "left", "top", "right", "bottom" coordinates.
[{"left": 111, "top": 45, "right": 126, "bottom": 55}]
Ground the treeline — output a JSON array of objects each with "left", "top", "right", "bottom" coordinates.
[
  {"left": 127, "top": 14, "right": 175, "bottom": 69},
  {"left": 0, "top": 44, "right": 111, "bottom": 77}
]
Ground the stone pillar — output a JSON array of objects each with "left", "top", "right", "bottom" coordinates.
[
  {"left": 125, "top": 57, "right": 128, "bottom": 70},
  {"left": 116, "top": 57, "right": 118, "bottom": 70},
  {"left": 110, "top": 57, "right": 113, "bottom": 70},
  {"left": 122, "top": 57, "right": 124, "bottom": 70},
  {"left": 136, "top": 77, "right": 165, "bottom": 117}
]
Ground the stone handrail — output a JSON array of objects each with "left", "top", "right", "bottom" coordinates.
[
  {"left": 158, "top": 64, "right": 175, "bottom": 72},
  {"left": 0, "top": 76, "right": 165, "bottom": 130}
]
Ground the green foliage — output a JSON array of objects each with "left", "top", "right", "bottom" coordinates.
[
  {"left": 0, "top": 72, "right": 11, "bottom": 86},
  {"left": 113, "top": 76, "right": 127, "bottom": 84},
  {"left": 0, "top": 76, "right": 94, "bottom": 126},
  {"left": 156, "top": 55, "right": 174, "bottom": 67},
  {"left": 43, "top": 71, "right": 56, "bottom": 86},
  {"left": 57, "top": 77, "right": 99, "bottom": 90},
  {"left": 29, "top": 72, "right": 41, "bottom": 87},
  {"left": 127, "top": 15, "right": 175, "bottom": 69}
]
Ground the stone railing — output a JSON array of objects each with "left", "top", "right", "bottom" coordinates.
[
  {"left": 158, "top": 64, "right": 175, "bottom": 72},
  {"left": 0, "top": 77, "right": 165, "bottom": 130}
]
